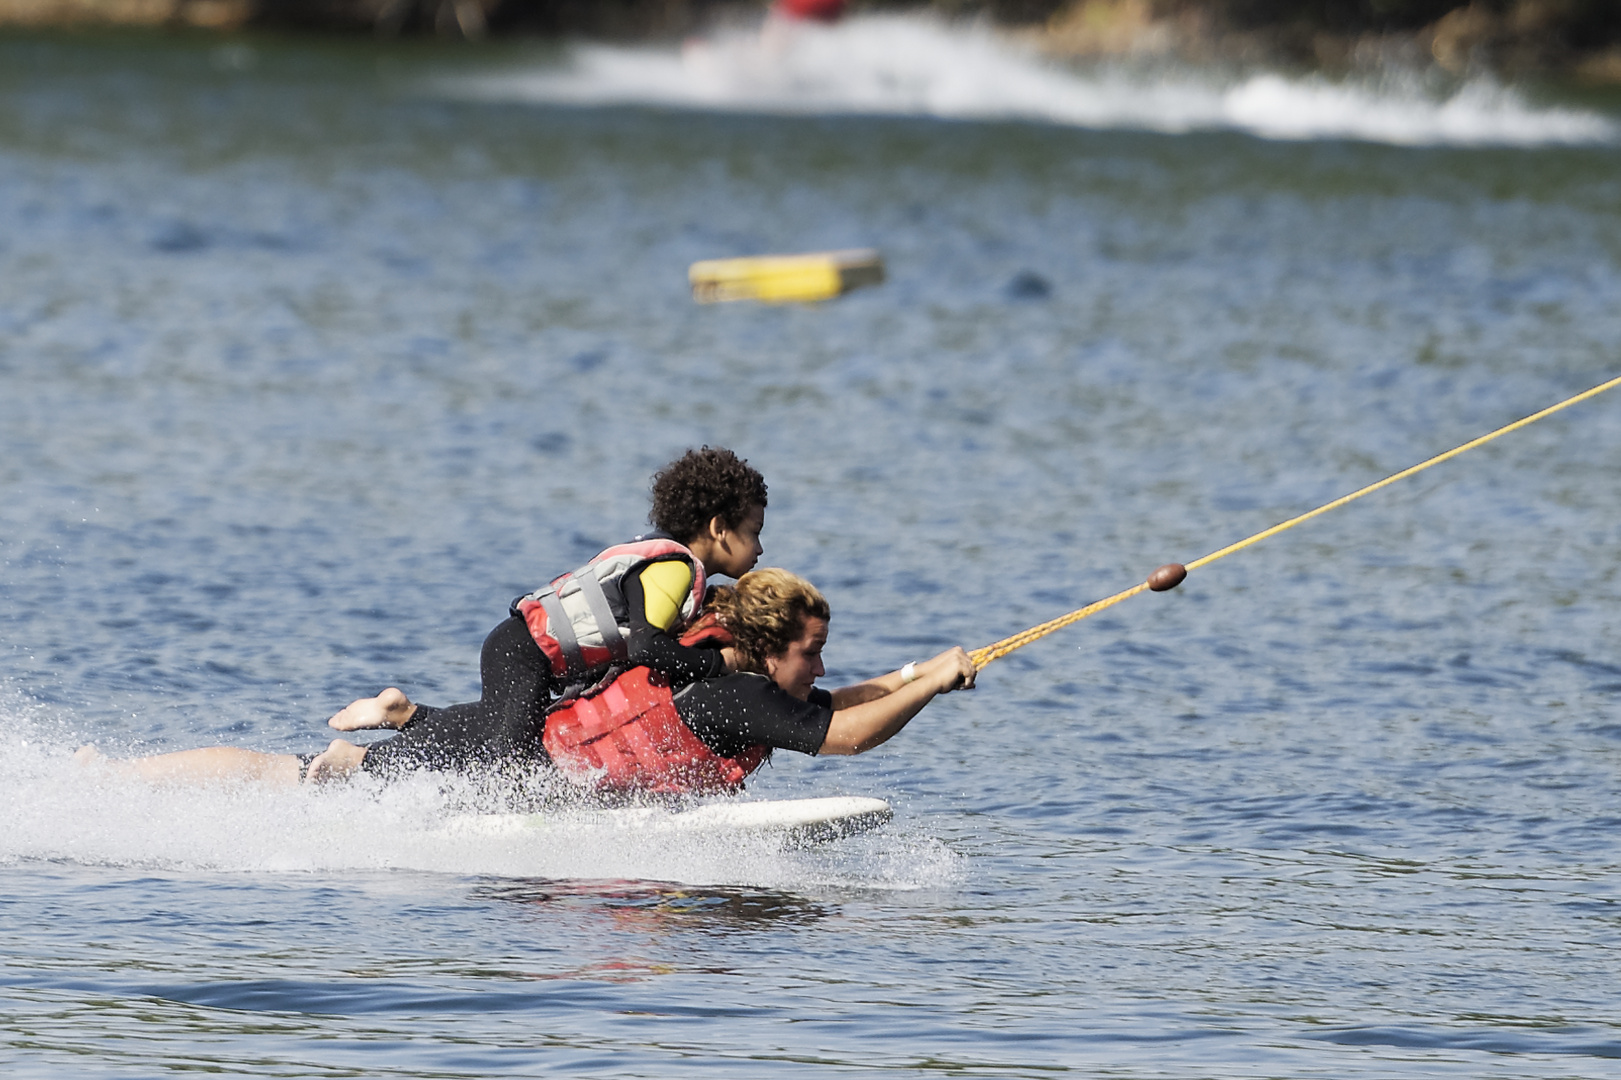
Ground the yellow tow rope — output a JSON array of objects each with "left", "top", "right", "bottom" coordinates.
[{"left": 970, "top": 372, "right": 1621, "bottom": 670}]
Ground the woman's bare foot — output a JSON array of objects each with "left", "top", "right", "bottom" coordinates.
[
  {"left": 305, "top": 739, "right": 367, "bottom": 784},
  {"left": 328, "top": 688, "right": 416, "bottom": 732},
  {"left": 73, "top": 744, "right": 106, "bottom": 767}
]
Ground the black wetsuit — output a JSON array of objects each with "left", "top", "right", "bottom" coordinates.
[
  {"left": 359, "top": 615, "right": 550, "bottom": 776},
  {"left": 675, "top": 677, "right": 834, "bottom": 758},
  {"left": 359, "top": 569, "right": 728, "bottom": 777}
]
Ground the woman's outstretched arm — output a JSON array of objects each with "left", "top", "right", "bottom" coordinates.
[{"left": 818, "top": 647, "right": 976, "bottom": 756}]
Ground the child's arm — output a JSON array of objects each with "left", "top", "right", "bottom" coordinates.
[{"left": 621, "top": 562, "right": 728, "bottom": 686}]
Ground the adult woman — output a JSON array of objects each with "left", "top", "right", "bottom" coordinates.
[
  {"left": 531, "top": 568, "right": 976, "bottom": 794},
  {"left": 79, "top": 569, "right": 975, "bottom": 791}
]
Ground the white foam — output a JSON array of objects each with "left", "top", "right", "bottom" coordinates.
[
  {"left": 442, "top": 14, "right": 1615, "bottom": 147},
  {"left": 0, "top": 706, "right": 957, "bottom": 890}
]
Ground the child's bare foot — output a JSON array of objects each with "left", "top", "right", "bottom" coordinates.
[
  {"left": 327, "top": 688, "right": 416, "bottom": 732},
  {"left": 305, "top": 739, "right": 367, "bottom": 784},
  {"left": 73, "top": 744, "right": 105, "bottom": 767}
]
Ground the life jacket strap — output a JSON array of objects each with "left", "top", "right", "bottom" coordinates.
[
  {"left": 572, "top": 569, "right": 628, "bottom": 666},
  {"left": 538, "top": 589, "right": 581, "bottom": 674}
]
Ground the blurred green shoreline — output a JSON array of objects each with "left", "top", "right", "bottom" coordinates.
[{"left": 2, "top": 0, "right": 1618, "bottom": 82}]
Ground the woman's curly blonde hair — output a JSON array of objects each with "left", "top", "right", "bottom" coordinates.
[{"left": 706, "top": 568, "right": 830, "bottom": 674}]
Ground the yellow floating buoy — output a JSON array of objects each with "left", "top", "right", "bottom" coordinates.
[{"left": 689, "top": 249, "right": 885, "bottom": 304}]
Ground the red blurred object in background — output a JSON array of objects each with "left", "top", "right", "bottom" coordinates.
[{"left": 774, "top": 0, "right": 847, "bottom": 22}]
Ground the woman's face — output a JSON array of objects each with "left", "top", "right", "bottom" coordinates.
[{"left": 765, "top": 615, "right": 828, "bottom": 701}]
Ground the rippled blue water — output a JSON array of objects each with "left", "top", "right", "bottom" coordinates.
[{"left": 4, "top": 28, "right": 1621, "bottom": 1078}]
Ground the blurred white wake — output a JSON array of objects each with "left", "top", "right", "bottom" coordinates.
[
  {"left": 0, "top": 703, "right": 955, "bottom": 889},
  {"left": 444, "top": 14, "right": 1615, "bottom": 147}
]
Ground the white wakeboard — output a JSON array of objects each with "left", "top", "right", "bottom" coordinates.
[{"left": 447, "top": 796, "right": 892, "bottom": 846}]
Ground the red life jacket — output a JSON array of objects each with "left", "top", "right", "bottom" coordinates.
[
  {"left": 542, "top": 615, "right": 770, "bottom": 795},
  {"left": 774, "top": 0, "right": 845, "bottom": 21},
  {"left": 512, "top": 537, "right": 707, "bottom": 682}
]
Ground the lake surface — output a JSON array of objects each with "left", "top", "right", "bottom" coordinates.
[{"left": 3, "top": 20, "right": 1621, "bottom": 1078}]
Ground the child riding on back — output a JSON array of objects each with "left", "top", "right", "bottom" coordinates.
[{"left": 317, "top": 446, "right": 768, "bottom": 778}]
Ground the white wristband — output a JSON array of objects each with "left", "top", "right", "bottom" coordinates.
[{"left": 900, "top": 662, "right": 918, "bottom": 684}]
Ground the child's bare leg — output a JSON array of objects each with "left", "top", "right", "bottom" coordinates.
[
  {"left": 74, "top": 745, "right": 302, "bottom": 787},
  {"left": 328, "top": 688, "right": 417, "bottom": 732},
  {"left": 305, "top": 739, "right": 367, "bottom": 783}
]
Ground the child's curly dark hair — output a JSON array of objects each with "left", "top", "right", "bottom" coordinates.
[{"left": 649, "top": 447, "right": 768, "bottom": 542}]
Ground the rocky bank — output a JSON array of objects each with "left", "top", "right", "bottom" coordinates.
[{"left": 1, "top": 0, "right": 1618, "bottom": 82}]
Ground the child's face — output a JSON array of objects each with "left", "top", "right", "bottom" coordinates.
[{"left": 709, "top": 504, "right": 765, "bottom": 578}]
